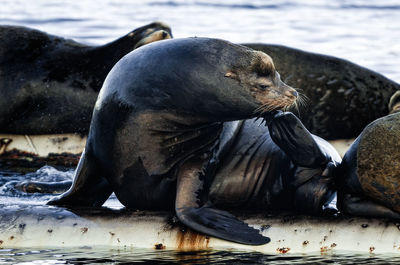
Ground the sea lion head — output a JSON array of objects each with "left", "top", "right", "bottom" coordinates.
[
  {"left": 224, "top": 50, "right": 298, "bottom": 116},
  {"left": 101, "top": 38, "right": 297, "bottom": 121}
]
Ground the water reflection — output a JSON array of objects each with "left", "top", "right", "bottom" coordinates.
[{"left": 0, "top": 248, "right": 399, "bottom": 264}]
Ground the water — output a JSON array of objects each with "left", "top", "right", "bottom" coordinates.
[
  {"left": 1, "top": 0, "right": 400, "bottom": 263},
  {"left": 0, "top": 166, "right": 123, "bottom": 208},
  {"left": 1, "top": 247, "right": 400, "bottom": 264},
  {"left": 0, "top": 0, "right": 399, "bottom": 82},
  {"left": 0, "top": 166, "right": 72, "bottom": 203}
]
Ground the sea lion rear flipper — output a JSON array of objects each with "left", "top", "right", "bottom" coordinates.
[
  {"left": 267, "top": 112, "right": 330, "bottom": 168},
  {"left": 175, "top": 157, "right": 270, "bottom": 245},
  {"left": 47, "top": 149, "right": 112, "bottom": 207}
]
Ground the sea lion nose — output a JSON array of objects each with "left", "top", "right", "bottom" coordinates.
[{"left": 285, "top": 89, "right": 298, "bottom": 98}]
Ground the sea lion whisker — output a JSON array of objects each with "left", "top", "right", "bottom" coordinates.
[
  {"left": 292, "top": 101, "right": 301, "bottom": 117},
  {"left": 259, "top": 104, "right": 272, "bottom": 114},
  {"left": 297, "top": 93, "right": 309, "bottom": 109},
  {"left": 254, "top": 104, "right": 269, "bottom": 114},
  {"left": 253, "top": 106, "right": 263, "bottom": 115},
  {"left": 254, "top": 103, "right": 275, "bottom": 115},
  {"left": 260, "top": 105, "right": 276, "bottom": 114}
]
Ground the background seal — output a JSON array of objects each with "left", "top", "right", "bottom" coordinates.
[
  {"left": 244, "top": 44, "right": 400, "bottom": 139},
  {"left": 0, "top": 22, "right": 171, "bottom": 134}
]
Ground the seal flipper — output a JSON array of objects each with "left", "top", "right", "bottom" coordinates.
[
  {"left": 339, "top": 193, "right": 400, "bottom": 219},
  {"left": 267, "top": 112, "right": 330, "bottom": 168},
  {"left": 47, "top": 149, "right": 112, "bottom": 207},
  {"left": 175, "top": 157, "right": 270, "bottom": 245}
]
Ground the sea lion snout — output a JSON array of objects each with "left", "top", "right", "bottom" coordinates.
[
  {"left": 285, "top": 89, "right": 298, "bottom": 98},
  {"left": 281, "top": 83, "right": 298, "bottom": 99}
]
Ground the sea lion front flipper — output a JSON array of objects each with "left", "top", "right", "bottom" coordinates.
[
  {"left": 175, "top": 157, "right": 270, "bottom": 245},
  {"left": 267, "top": 112, "right": 330, "bottom": 168},
  {"left": 339, "top": 193, "right": 400, "bottom": 219}
]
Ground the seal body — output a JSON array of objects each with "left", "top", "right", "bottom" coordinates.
[
  {"left": 244, "top": 44, "right": 400, "bottom": 140},
  {"left": 48, "top": 38, "right": 339, "bottom": 245},
  {"left": 209, "top": 117, "right": 340, "bottom": 213},
  {"left": 0, "top": 22, "right": 171, "bottom": 134},
  {"left": 338, "top": 90, "right": 400, "bottom": 219},
  {"left": 338, "top": 111, "right": 400, "bottom": 219}
]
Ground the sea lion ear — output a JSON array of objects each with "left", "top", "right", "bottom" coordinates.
[{"left": 224, "top": 71, "right": 238, "bottom": 79}]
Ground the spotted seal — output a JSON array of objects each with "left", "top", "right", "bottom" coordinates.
[
  {"left": 337, "top": 91, "right": 400, "bottom": 219},
  {"left": 244, "top": 44, "right": 400, "bottom": 139},
  {"left": 0, "top": 22, "right": 171, "bottom": 134}
]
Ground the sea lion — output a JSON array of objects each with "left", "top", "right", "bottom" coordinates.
[
  {"left": 243, "top": 44, "right": 400, "bottom": 140},
  {"left": 47, "top": 38, "right": 340, "bottom": 245},
  {"left": 337, "top": 91, "right": 400, "bottom": 219},
  {"left": 0, "top": 22, "right": 171, "bottom": 134}
]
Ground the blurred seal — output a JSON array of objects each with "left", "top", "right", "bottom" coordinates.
[
  {"left": 244, "top": 44, "right": 400, "bottom": 139},
  {"left": 0, "top": 22, "right": 171, "bottom": 134}
]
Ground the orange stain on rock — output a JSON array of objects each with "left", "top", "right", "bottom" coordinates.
[
  {"left": 176, "top": 227, "right": 210, "bottom": 250},
  {"left": 277, "top": 247, "right": 290, "bottom": 254}
]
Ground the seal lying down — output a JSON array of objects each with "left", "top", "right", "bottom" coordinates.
[
  {"left": 0, "top": 22, "right": 172, "bottom": 135},
  {"left": 338, "top": 91, "right": 400, "bottom": 219},
  {"left": 46, "top": 38, "right": 340, "bottom": 245}
]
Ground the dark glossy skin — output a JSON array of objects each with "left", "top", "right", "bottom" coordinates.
[
  {"left": 243, "top": 44, "right": 400, "bottom": 140},
  {"left": 337, "top": 92, "right": 400, "bottom": 219},
  {"left": 47, "top": 38, "right": 339, "bottom": 245},
  {"left": 0, "top": 22, "right": 172, "bottom": 134},
  {"left": 209, "top": 113, "right": 340, "bottom": 213}
]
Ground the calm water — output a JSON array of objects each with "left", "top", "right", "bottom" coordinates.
[
  {"left": 1, "top": 0, "right": 400, "bottom": 263},
  {"left": 0, "top": 0, "right": 399, "bottom": 82}
]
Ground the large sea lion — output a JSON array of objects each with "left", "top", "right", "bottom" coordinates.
[
  {"left": 47, "top": 38, "right": 340, "bottom": 245},
  {"left": 337, "top": 91, "right": 400, "bottom": 219},
  {"left": 0, "top": 22, "right": 171, "bottom": 134},
  {"left": 243, "top": 44, "right": 400, "bottom": 139}
]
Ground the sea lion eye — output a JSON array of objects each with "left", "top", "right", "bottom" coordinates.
[{"left": 258, "top": 84, "right": 270, "bottom": 91}]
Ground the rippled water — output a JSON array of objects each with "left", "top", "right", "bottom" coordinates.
[
  {"left": 1, "top": 0, "right": 400, "bottom": 263},
  {"left": 0, "top": 166, "right": 123, "bottom": 208},
  {"left": 1, "top": 247, "right": 400, "bottom": 264},
  {"left": 0, "top": 166, "right": 72, "bottom": 205}
]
